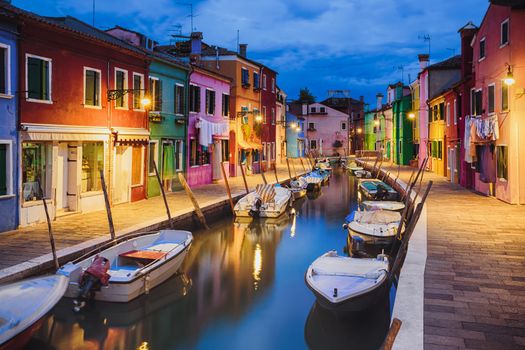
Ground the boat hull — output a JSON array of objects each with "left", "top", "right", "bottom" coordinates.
[
  {"left": 292, "top": 188, "right": 307, "bottom": 199},
  {"left": 306, "top": 182, "right": 321, "bottom": 192},
  {"left": 347, "top": 226, "right": 396, "bottom": 247}
]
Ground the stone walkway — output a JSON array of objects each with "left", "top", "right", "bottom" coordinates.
[
  {"left": 0, "top": 163, "right": 307, "bottom": 271},
  {"left": 378, "top": 162, "right": 525, "bottom": 350}
]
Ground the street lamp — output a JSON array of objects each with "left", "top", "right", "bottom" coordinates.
[
  {"left": 141, "top": 97, "right": 151, "bottom": 107},
  {"left": 255, "top": 114, "right": 263, "bottom": 123},
  {"left": 357, "top": 127, "right": 363, "bottom": 134},
  {"left": 107, "top": 88, "right": 151, "bottom": 109},
  {"left": 408, "top": 112, "right": 416, "bottom": 119},
  {"left": 374, "top": 119, "right": 380, "bottom": 127},
  {"left": 504, "top": 65, "right": 515, "bottom": 86}
]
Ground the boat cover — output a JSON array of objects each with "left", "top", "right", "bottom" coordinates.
[
  {"left": 312, "top": 256, "right": 387, "bottom": 279},
  {"left": 255, "top": 184, "right": 276, "bottom": 203},
  {"left": 354, "top": 210, "right": 401, "bottom": 225}
]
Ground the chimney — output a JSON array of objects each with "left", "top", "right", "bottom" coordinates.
[
  {"left": 239, "top": 44, "right": 247, "bottom": 58},
  {"left": 376, "top": 93, "right": 383, "bottom": 110},
  {"left": 190, "top": 32, "right": 203, "bottom": 64},
  {"left": 418, "top": 54, "right": 430, "bottom": 71},
  {"left": 458, "top": 21, "right": 478, "bottom": 79}
]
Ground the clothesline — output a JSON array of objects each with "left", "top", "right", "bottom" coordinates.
[{"left": 196, "top": 118, "right": 228, "bottom": 147}]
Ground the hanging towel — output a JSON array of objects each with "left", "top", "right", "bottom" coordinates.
[{"left": 464, "top": 116, "right": 472, "bottom": 163}]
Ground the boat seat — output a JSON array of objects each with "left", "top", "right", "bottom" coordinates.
[
  {"left": 108, "top": 267, "right": 138, "bottom": 282},
  {"left": 119, "top": 250, "right": 167, "bottom": 261},
  {"left": 146, "top": 243, "right": 179, "bottom": 253}
]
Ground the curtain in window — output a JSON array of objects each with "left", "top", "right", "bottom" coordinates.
[{"left": 162, "top": 143, "right": 175, "bottom": 178}]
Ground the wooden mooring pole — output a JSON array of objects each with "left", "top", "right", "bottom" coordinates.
[
  {"left": 39, "top": 181, "right": 59, "bottom": 270},
  {"left": 260, "top": 164, "right": 268, "bottom": 184},
  {"left": 291, "top": 158, "right": 298, "bottom": 178},
  {"left": 177, "top": 173, "right": 209, "bottom": 230},
  {"left": 240, "top": 164, "right": 249, "bottom": 194},
  {"left": 286, "top": 158, "right": 293, "bottom": 180},
  {"left": 300, "top": 157, "right": 306, "bottom": 173},
  {"left": 382, "top": 318, "right": 402, "bottom": 350},
  {"left": 273, "top": 164, "right": 279, "bottom": 183},
  {"left": 153, "top": 161, "right": 173, "bottom": 228},
  {"left": 220, "top": 162, "right": 235, "bottom": 213},
  {"left": 99, "top": 169, "right": 115, "bottom": 240}
]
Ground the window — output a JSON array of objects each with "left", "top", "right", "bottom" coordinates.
[
  {"left": 148, "top": 141, "right": 158, "bottom": 175},
  {"left": 149, "top": 77, "right": 162, "bottom": 112},
  {"left": 241, "top": 68, "right": 249, "bottom": 87},
  {"left": 310, "top": 139, "right": 317, "bottom": 149},
  {"left": 262, "top": 142, "right": 266, "bottom": 161},
  {"left": 502, "top": 83, "right": 509, "bottom": 111},
  {"left": 81, "top": 142, "right": 103, "bottom": 192},
  {"left": 26, "top": 55, "right": 51, "bottom": 102},
  {"left": 471, "top": 89, "right": 482, "bottom": 116},
  {"left": 22, "top": 142, "right": 52, "bottom": 201},
  {"left": 262, "top": 106, "right": 267, "bottom": 124},
  {"left": 497, "top": 145, "right": 508, "bottom": 180},
  {"left": 262, "top": 74, "right": 266, "bottom": 90},
  {"left": 310, "top": 107, "right": 316, "bottom": 113},
  {"left": 271, "top": 108, "right": 275, "bottom": 125},
  {"left": 320, "top": 107, "right": 326, "bottom": 113},
  {"left": 479, "top": 38, "right": 486, "bottom": 60},
  {"left": 175, "top": 140, "right": 183, "bottom": 171},
  {"left": 308, "top": 122, "right": 315, "bottom": 130},
  {"left": 501, "top": 19, "right": 509, "bottom": 46},
  {"left": 206, "top": 89, "right": 216, "bottom": 115},
  {"left": 446, "top": 103, "right": 450, "bottom": 126},
  {"left": 222, "top": 94, "right": 230, "bottom": 117},
  {"left": 271, "top": 78, "right": 275, "bottom": 93},
  {"left": 341, "top": 122, "right": 347, "bottom": 131},
  {"left": 488, "top": 84, "right": 495, "bottom": 114},
  {"left": 133, "top": 73, "right": 145, "bottom": 110},
  {"left": 131, "top": 145, "right": 143, "bottom": 186},
  {"left": 190, "top": 139, "right": 197, "bottom": 166},
  {"left": 0, "top": 141, "right": 12, "bottom": 196},
  {"left": 432, "top": 105, "right": 438, "bottom": 121},
  {"left": 221, "top": 139, "right": 229, "bottom": 162},
  {"left": 175, "top": 84, "right": 185, "bottom": 115},
  {"left": 115, "top": 68, "right": 127, "bottom": 108},
  {"left": 241, "top": 106, "right": 248, "bottom": 124},
  {"left": 253, "top": 71, "right": 260, "bottom": 89},
  {"left": 189, "top": 139, "right": 209, "bottom": 166},
  {"left": 84, "top": 68, "right": 101, "bottom": 107},
  {"left": 431, "top": 140, "right": 437, "bottom": 158},
  {"left": 399, "top": 140, "right": 402, "bottom": 155},
  {"left": 189, "top": 85, "right": 201, "bottom": 113},
  {"left": 439, "top": 102, "right": 445, "bottom": 121},
  {"left": 437, "top": 141, "right": 443, "bottom": 160},
  {"left": 0, "top": 44, "right": 10, "bottom": 95}
]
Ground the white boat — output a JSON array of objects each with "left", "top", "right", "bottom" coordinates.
[
  {"left": 359, "top": 179, "right": 399, "bottom": 201},
  {"left": 354, "top": 170, "right": 372, "bottom": 178},
  {"left": 345, "top": 210, "right": 401, "bottom": 245},
  {"left": 0, "top": 275, "right": 69, "bottom": 349},
  {"left": 289, "top": 177, "right": 308, "bottom": 199},
  {"left": 58, "top": 230, "right": 193, "bottom": 303},
  {"left": 362, "top": 200, "right": 405, "bottom": 212},
  {"left": 234, "top": 184, "right": 292, "bottom": 218},
  {"left": 303, "top": 173, "right": 323, "bottom": 191},
  {"left": 305, "top": 250, "right": 389, "bottom": 313}
]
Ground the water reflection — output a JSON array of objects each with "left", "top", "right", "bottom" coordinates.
[{"left": 27, "top": 167, "right": 392, "bottom": 350}]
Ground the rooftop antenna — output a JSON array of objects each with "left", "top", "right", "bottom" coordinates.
[
  {"left": 393, "top": 65, "right": 405, "bottom": 83},
  {"left": 418, "top": 34, "right": 431, "bottom": 56},
  {"left": 177, "top": 2, "right": 196, "bottom": 32}
]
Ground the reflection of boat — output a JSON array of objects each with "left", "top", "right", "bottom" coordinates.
[
  {"left": 362, "top": 200, "right": 405, "bottom": 212},
  {"left": 234, "top": 185, "right": 292, "bottom": 218},
  {"left": 305, "top": 250, "right": 389, "bottom": 314},
  {"left": 358, "top": 179, "right": 399, "bottom": 201},
  {"left": 58, "top": 230, "right": 193, "bottom": 302},
  {"left": 344, "top": 210, "right": 400, "bottom": 246},
  {"left": 0, "top": 275, "right": 68, "bottom": 350},
  {"left": 304, "top": 301, "right": 390, "bottom": 350},
  {"left": 354, "top": 170, "right": 372, "bottom": 178}
]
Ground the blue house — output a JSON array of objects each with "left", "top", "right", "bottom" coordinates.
[
  {"left": 0, "top": 8, "right": 18, "bottom": 231},
  {"left": 285, "top": 112, "right": 305, "bottom": 158}
]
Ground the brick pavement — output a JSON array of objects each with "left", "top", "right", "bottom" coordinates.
[
  {"left": 0, "top": 163, "right": 307, "bottom": 271},
  {"left": 378, "top": 162, "right": 525, "bottom": 350}
]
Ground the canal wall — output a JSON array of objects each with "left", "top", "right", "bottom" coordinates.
[{"left": 355, "top": 158, "right": 427, "bottom": 350}]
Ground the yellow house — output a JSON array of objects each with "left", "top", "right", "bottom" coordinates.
[{"left": 428, "top": 95, "right": 446, "bottom": 176}]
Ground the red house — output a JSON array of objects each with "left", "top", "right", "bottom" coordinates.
[
  {"left": 13, "top": 8, "right": 150, "bottom": 226},
  {"left": 260, "top": 66, "right": 277, "bottom": 170}
]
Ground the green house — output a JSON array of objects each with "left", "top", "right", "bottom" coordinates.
[{"left": 391, "top": 83, "right": 414, "bottom": 165}]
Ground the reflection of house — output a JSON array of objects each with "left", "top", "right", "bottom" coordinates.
[
  {"left": 289, "top": 102, "right": 349, "bottom": 157},
  {"left": 106, "top": 26, "right": 190, "bottom": 196},
  {"left": 0, "top": 6, "right": 18, "bottom": 231},
  {"left": 12, "top": 8, "right": 149, "bottom": 226}
]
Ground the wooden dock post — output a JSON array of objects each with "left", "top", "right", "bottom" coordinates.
[
  {"left": 286, "top": 158, "right": 293, "bottom": 180},
  {"left": 273, "top": 164, "right": 279, "bottom": 183},
  {"left": 382, "top": 318, "right": 402, "bottom": 350},
  {"left": 177, "top": 173, "right": 209, "bottom": 230},
  {"left": 99, "top": 169, "right": 115, "bottom": 240},
  {"left": 240, "top": 163, "right": 249, "bottom": 194},
  {"left": 300, "top": 157, "right": 306, "bottom": 173},
  {"left": 220, "top": 162, "right": 235, "bottom": 213},
  {"left": 260, "top": 164, "right": 268, "bottom": 184},
  {"left": 153, "top": 161, "right": 173, "bottom": 228},
  {"left": 38, "top": 181, "right": 59, "bottom": 270}
]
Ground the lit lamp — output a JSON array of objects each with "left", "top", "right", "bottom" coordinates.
[
  {"left": 357, "top": 128, "right": 362, "bottom": 134},
  {"left": 295, "top": 125, "right": 301, "bottom": 132},
  {"left": 290, "top": 122, "right": 297, "bottom": 129},
  {"left": 408, "top": 112, "right": 416, "bottom": 119},
  {"left": 255, "top": 114, "right": 263, "bottom": 123},
  {"left": 504, "top": 65, "right": 515, "bottom": 86},
  {"left": 141, "top": 97, "right": 151, "bottom": 108},
  {"left": 374, "top": 120, "right": 380, "bottom": 127}
]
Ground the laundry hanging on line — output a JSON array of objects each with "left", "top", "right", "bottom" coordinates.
[{"left": 196, "top": 118, "right": 229, "bottom": 147}]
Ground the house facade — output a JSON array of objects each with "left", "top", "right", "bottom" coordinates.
[
  {"left": 16, "top": 13, "right": 149, "bottom": 226},
  {"left": 0, "top": 6, "right": 18, "bottom": 231},
  {"left": 470, "top": 2, "right": 525, "bottom": 204},
  {"left": 276, "top": 87, "right": 287, "bottom": 163},
  {"left": 391, "top": 83, "right": 414, "bottom": 165},
  {"left": 285, "top": 112, "right": 305, "bottom": 158},
  {"left": 260, "top": 66, "right": 277, "bottom": 171}
]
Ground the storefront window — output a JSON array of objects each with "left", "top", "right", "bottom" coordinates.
[
  {"left": 497, "top": 145, "right": 508, "bottom": 180},
  {"left": 22, "top": 142, "right": 51, "bottom": 201},
  {"left": 82, "top": 142, "right": 103, "bottom": 193}
]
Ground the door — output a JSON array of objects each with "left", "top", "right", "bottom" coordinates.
[
  {"left": 449, "top": 147, "right": 456, "bottom": 183},
  {"left": 67, "top": 145, "right": 78, "bottom": 211},
  {"left": 56, "top": 143, "right": 69, "bottom": 211},
  {"left": 213, "top": 139, "right": 222, "bottom": 181},
  {"left": 113, "top": 145, "right": 131, "bottom": 204}
]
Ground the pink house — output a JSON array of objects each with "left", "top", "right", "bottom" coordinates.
[
  {"left": 301, "top": 103, "right": 349, "bottom": 156},
  {"left": 470, "top": 1, "right": 525, "bottom": 204},
  {"left": 187, "top": 66, "right": 231, "bottom": 187}
]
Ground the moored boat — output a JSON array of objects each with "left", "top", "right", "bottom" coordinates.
[
  {"left": 233, "top": 184, "right": 292, "bottom": 218},
  {"left": 358, "top": 179, "right": 399, "bottom": 201},
  {"left": 344, "top": 210, "right": 401, "bottom": 246},
  {"left": 304, "top": 173, "right": 323, "bottom": 192},
  {"left": 58, "top": 230, "right": 193, "bottom": 303},
  {"left": 362, "top": 200, "right": 405, "bottom": 212},
  {"left": 0, "top": 275, "right": 69, "bottom": 350},
  {"left": 289, "top": 177, "right": 308, "bottom": 199},
  {"left": 305, "top": 250, "right": 389, "bottom": 314}
]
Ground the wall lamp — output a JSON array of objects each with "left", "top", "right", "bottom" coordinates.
[{"left": 107, "top": 88, "right": 151, "bottom": 107}]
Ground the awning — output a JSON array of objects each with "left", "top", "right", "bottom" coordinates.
[
  {"left": 238, "top": 139, "right": 262, "bottom": 150},
  {"left": 112, "top": 127, "right": 150, "bottom": 145},
  {"left": 20, "top": 123, "right": 110, "bottom": 141}
]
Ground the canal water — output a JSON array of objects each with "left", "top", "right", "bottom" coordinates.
[{"left": 26, "top": 167, "right": 394, "bottom": 350}]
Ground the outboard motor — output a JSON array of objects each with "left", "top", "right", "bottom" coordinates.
[
  {"left": 374, "top": 183, "right": 389, "bottom": 200},
  {"left": 74, "top": 255, "right": 110, "bottom": 312},
  {"left": 249, "top": 197, "right": 262, "bottom": 217}
]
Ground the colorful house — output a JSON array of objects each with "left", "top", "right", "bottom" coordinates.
[
  {"left": 469, "top": 1, "right": 525, "bottom": 204},
  {"left": 0, "top": 6, "right": 19, "bottom": 231},
  {"left": 13, "top": 10, "right": 149, "bottom": 226},
  {"left": 428, "top": 94, "right": 447, "bottom": 175},
  {"left": 409, "top": 79, "right": 420, "bottom": 161},
  {"left": 276, "top": 87, "right": 287, "bottom": 163},
  {"left": 260, "top": 66, "right": 278, "bottom": 171},
  {"left": 364, "top": 107, "right": 376, "bottom": 151},
  {"left": 285, "top": 111, "right": 305, "bottom": 158},
  {"left": 106, "top": 26, "right": 190, "bottom": 195},
  {"left": 391, "top": 83, "right": 414, "bottom": 165}
]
